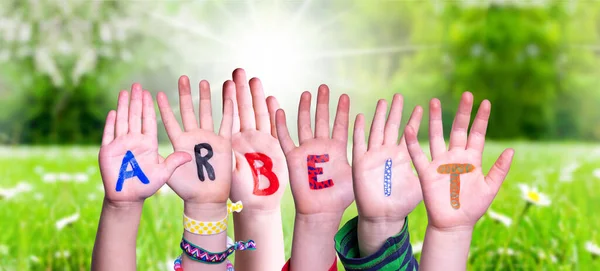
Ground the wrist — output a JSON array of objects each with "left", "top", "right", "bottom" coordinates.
[
  {"left": 294, "top": 212, "right": 343, "bottom": 235},
  {"left": 103, "top": 198, "right": 144, "bottom": 211},
  {"left": 184, "top": 202, "right": 227, "bottom": 221},
  {"left": 295, "top": 212, "right": 343, "bottom": 225},
  {"left": 419, "top": 224, "right": 473, "bottom": 271},
  {"left": 357, "top": 216, "right": 405, "bottom": 257},
  {"left": 427, "top": 224, "right": 474, "bottom": 234},
  {"left": 233, "top": 206, "right": 281, "bottom": 220}
]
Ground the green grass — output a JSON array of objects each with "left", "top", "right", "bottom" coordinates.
[{"left": 0, "top": 143, "right": 599, "bottom": 270}]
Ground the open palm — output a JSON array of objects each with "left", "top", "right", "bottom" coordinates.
[
  {"left": 99, "top": 84, "right": 191, "bottom": 203},
  {"left": 157, "top": 76, "right": 233, "bottom": 205},
  {"left": 405, "top": 92, "right": 514, "bottom": 230},
  {"left": 353, "top": 95, "right": 423, "bottom": 222},
  {"left": 225, "top": 69, "right": 289, "bottom": 211},
  {"left": 276, "top": 85, "right": 353, "bottom": 215}
]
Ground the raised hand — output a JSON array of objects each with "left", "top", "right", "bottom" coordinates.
[
  {"left": 226, "top": 68, "right": 288, "bottom": 210},
  {"left": 352, "top": 94, "right": 423, "bottom": 256},
  {"left": 99, "top": 84, "right": 191, "bottom": 204},
  {"left": 405, "top": 92, "right": 514, "bottom": 271},
  {"left": 275, "top": 84, "right": 353, "bottom": 270},
  {"left": 156, "top": 76, "right": 233, "bottom": 205},
  {"left": 276, "top": 85, "right": 353, "bottom": 216},
  {"left": 225, "top": 68, "right": 288, "bottom": 271},
  {"left": 405, "top": 92, "right": 514, "bottom": 230},
  {"left": 93, "top": 84, "right": 190, "bottom": 271},
  {"left": 157, "top": 76, "right": 234, "bottom": 271}
]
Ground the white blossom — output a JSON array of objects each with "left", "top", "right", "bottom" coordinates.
[
  {"left": 585, "top": 241, "right": 600, "bottom": 256},
  {"left": 487, "top": 209, "right": 512, "bottom": 227},
  {"left": 54, "top": 250, "right": 70, "bottom": 258},
  {"left": 0, "top": 244, "right": 8, "bottom": 255},
  {"left": 412, "top": 242, "right": 423, "bottom": 254},
  {"left": 56, "top": 212, "right": 80, "bottom": 230},
  {"left": 518, "top": 183, "right": 551, "bottom": 206}
]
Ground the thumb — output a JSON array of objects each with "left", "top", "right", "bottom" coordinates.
[
  {"left": 485, "top": 148, "right": 515, "bottom": 194},
  {"left": 161, "top": 151, "right": 192, "bottom": 177}
]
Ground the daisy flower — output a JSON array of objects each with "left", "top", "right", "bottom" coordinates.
[
  {"left": 585, "top": 241, "right": 600, "bottom": 256},
  {"left": 487, "top": 209, "right": 512, "bottom": 227},
  {"left": 56, "top": 212, "right": 80, "bottom": 230},
  {"left": 54, "top": 250, "right": 70, "bottom": 259},
  {"left": 497, "top": 247, "right": 517, "bottom": 256},
  {"left": 518, "top": 183, "right": 551, "bottom": 206}
]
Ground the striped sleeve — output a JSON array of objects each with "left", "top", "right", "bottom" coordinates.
[{"left": 334, "top": 216, "right": 419, "bottom": 271}]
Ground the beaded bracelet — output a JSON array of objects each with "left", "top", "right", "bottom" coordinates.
[
  {"left": 183, "top": 201, "right": 243, "bottom": 235},
  {"left": 173, "top": 255, "right": 234, "bottom": 271},
  {"left": 180, "top": 237, "right": 256, "bottom": 264}
]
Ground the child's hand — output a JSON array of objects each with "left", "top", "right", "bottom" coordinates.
[
  {"left": 225, "top": 68, "right": 289, "bottom": 211},
  {"left": 352, "top": 95, "right": 423, "bottom": 256},
  {"left": 405, "top": 92, "right": 514, "bottom": 230},
  {"left": 98, "top": 84, "right": 191, "bottom": 205},
  {"left": 276, "top": 85, "right": 353, "bottom": 270},
  {"left": 157, "top": 76, "right": 233, "bottom": 206},
  {"left": 276, "top": 85, "right": 353, "bottom": 217}
]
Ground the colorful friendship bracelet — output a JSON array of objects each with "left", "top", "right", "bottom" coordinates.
[
  {"left": 173, "top": 255, "right": 234, "bottom": 271},
  {"left": 183, "top": 201, "right": 243, "bottom": 235},
  {"left": 180, "top": 237, "right": 256, "bottom": 264}
]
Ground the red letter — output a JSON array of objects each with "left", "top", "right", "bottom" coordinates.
[
  {"left": 245, "top": 153, "right": 280, "bottom": 196},
  {"left": 307, "top": 154, "right": 334, "bottom": 190}
]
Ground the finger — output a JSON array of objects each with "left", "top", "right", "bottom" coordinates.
[
  {"left": 429, "top": 98, "right": 446, "bottom": 160},
  {"left": 352, "top": 113, "right": 367, "bottom": 159},
  {"left": 249, "top": 77, "right": 270, "bottom": 133},
  {"left": 404, "top": 125, "right": 429, "bottom": 175},
  {"left": 399, "top": 105, "right": 423, "bottom": 148},
  {"left": 233, "top": 68, "right": 256, "bottom": 131},
  {"left": 276, "top": 109, "right": 296, "bottom": 154},
  {"left": 448, "top": 91, "right": 474, "bottom": 151},
  {"left": 142, "top": 90, "right": 157, "bottom": 137},
  {"left": 178, "top": 75, "right": 198, "bottom": 131},
  {"left": 222, "top": 80, "right": 240, "bottom": 133},
  {"left": 485, "top": 148, "right": 515, "bottom": 193},
  {"left": 160, "top": 151, "right": 192, "bottom": 180},
  {"left": 266, "top": 96, "right": 280, "bottom": 138},
  {"left": 128, "top": 84, "right": 143, "bottom": 134},
  {"left": 198, "top": 80, "right": 214, "bottom": 130},
  {"left": 314, "top": 84, "right": 330, "bottom": 138},
  {"left": 156, "top": 92, "right": 182, "bottom": 142},
  {"left": 297, "top": 91, "right": 313, "bottom": 144},
  {"left": 467, "top": 99, "right": 491, "bottom": 153},
  {"left": 101, "top": 110, "right": 116, "bottom": 146},
  {"left": 368, "top": 99, "right": 388, "bottom": 150},
  {"left": 332, "top": 94, "right": 350, "bottom": 142},
  {"left": 383, "top": 94, "right": 403, "bottom": 145},
  {"left": 115, "top": 90, "right": 129, "bottom": 137},
  {"left": 219, "top": 98, "right": 234, "bottom": 139}
]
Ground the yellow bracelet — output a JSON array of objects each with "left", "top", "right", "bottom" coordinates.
[{"left": 183, "top": 201, "right": 243, "bottom": 235}]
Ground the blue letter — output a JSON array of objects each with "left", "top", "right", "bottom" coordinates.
[
  {"left": 116, "top": 150, "right": 150, "bottom": 192},
  {"left": 384, "top": 158, "right": 392, "bottom": 197}
]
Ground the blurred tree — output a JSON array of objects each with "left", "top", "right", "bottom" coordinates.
[
  {"left": 0, "top": 0, "right": 184, "bottom": 144},
  {"left": 338, "top": 0, "right": 600, "bottom": 140}
]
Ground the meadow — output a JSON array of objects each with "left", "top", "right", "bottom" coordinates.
[{"left": 0, "top": 143, "right": 599, "bottom": 271}]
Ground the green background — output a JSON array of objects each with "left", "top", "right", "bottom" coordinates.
[{"left": 0, "top": 0, "right": 599, "bottom": 270}]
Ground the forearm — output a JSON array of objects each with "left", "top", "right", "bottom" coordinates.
[
  {"left": 91, "top": 199, "right": 143, "bottom": 271},
  {"left": 290, "top": 212, "right": 342, "bottom": 270},
  {"left": 233, "top": 208, "right": 285, "bottom": 271},
  {"left": 420, "top": 225, "right": 473, "bottom": 271},
  {"left": 357, "top": 217, "right": 405, "bottom": 257},
  {"left": 181, "top": 202, "right": 228, "bottom": 270}
]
